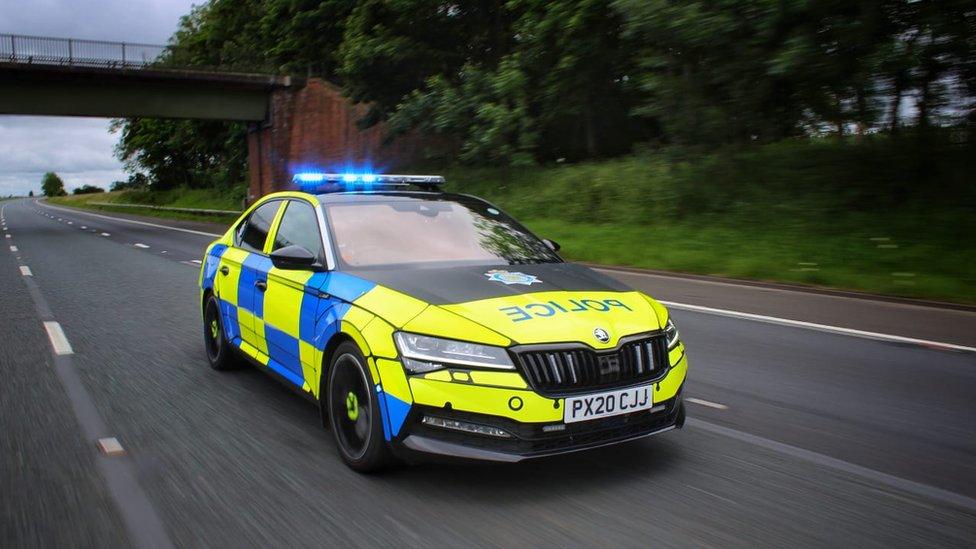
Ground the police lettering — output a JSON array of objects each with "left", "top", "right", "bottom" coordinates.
[{"left": 500, "top": 298, "right": 632, "bottom": 322}]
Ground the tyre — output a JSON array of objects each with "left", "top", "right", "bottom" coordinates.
[
  {"left": 203, "top": 293, "right": 241, "bottom": 371},
  {"left": 325, "top": 341, "right": 396, "bottom": 472}
]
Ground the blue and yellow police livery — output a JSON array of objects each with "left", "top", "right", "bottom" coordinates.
[{"left": 199, "top": 174, "right": 687, "bottom": 471}]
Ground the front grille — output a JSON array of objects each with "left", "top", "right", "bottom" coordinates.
[{"left": 514, "top": 334, "right": 668, "bottom": 395}]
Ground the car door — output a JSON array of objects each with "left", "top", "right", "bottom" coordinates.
[
  {"left": 233, "top": 199, "right": 283, "bottom": 356},
  {"left": 262, "top": 198, "right": 328, "bottom": 388}
]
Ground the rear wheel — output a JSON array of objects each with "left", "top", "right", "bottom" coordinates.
[
  {"left": 326, "top": 342, "right": 395, "bottom": 472},
  {"left": 203, "top": 294, "right": 241, "bottom": 371}
]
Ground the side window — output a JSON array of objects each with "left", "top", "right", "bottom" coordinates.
[
  {"left": 272, "top": 200, "right": 325, "bottom": 262},
  {"left": 237, "top": 200, "right": 282, "bottom": 253}
]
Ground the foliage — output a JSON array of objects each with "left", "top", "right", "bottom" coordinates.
[
  {"left": 113, "top": 0, "right": 975, "bottom": 175},
  {"left": 612, "top": 0, "right": 975, "bottom": 144},
  {"left": 28, "top": 191, "right": 34, "bottom": 197},
  {"left": 110, "top": 173, "right": 150, "bottom": 192},
  {"left": 72, "top": 184, "right": 106, "bottom": 195},
  {"left": 41, "top": 172, "right": 67, "bottom": 197}
]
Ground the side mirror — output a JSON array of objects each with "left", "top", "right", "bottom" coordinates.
[
  {"left": 270, "top": 245, "right": 322, "bottom": 271},
  {"left": 543, "top": 238, "right": 561, "bottom": 252}
]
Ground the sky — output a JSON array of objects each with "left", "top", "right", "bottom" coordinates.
[{"left": 0, "top": 0, "right": 197, "bottom": 196}]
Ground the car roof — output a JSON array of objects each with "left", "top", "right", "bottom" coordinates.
[{"left": 315, "top": 190, "right": 472, "bottom": 204}]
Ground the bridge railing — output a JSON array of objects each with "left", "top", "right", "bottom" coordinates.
[{"left": 1, "top": 34, "right": 166, "bottom": 69}]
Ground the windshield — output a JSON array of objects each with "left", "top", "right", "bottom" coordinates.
[{"left": 324, "top": 194, "right": 561, "bottom": 269}]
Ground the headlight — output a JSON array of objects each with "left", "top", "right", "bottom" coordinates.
[
  {"left": 664, "top": 318, "right": 680, "bottom": 348},
  {"left": 393, "top": 332, "right": 515, "bottom": 373}
]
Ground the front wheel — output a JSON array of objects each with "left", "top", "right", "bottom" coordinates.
[
  {"left": 203, "top": 294, "right": 241, "bottom": 371},
  {"left": 326, "top": 342, "right": 395, "bottom": 472}
]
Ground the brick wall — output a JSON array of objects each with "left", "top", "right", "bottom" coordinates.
[{"left": 247, "top": 78, "right": 426, "bottom": 201}]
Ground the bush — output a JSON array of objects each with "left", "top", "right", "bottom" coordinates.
[{"left": 73, "top": 185, "right": 106, "bottom": 195}]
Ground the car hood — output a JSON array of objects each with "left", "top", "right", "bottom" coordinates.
[{"left": 346, "top": 263, "right": 667, "bottom": 348}]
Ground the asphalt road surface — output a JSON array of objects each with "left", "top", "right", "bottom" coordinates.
[{"left": 2, "top": 198, "right": 975, "bottom": 548}]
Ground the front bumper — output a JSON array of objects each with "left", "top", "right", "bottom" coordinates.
[
  {"left": 398, "top": 392, "right": 684, "bottom": 462},
  {"left": 378, "top": 346, "right": 688, "bottom": 462}
]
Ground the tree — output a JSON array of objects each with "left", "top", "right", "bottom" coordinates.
[
  {"left": 349, "top": 0, "right": 646, "bottom": 163},
  {"left": 28, "top": 191, "right": 34, "bottom": 197},
  {"left": 41, "top": 172, "right": 67, "bottom": 197}
]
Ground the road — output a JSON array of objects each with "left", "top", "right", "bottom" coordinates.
[{"left": 2, "top": 197, "right": 975, "bottom": 548}]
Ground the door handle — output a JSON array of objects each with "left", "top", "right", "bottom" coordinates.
[
  {"left": 219, "top": 266, "right": 229, "bottom": 275},
  {"left": 255, "top": 280, "right": 267, "bottom": 292}
]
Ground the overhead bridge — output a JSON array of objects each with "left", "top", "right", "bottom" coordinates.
[
  {"left": 0, "top": 34, "right": 295, "bottom": 120},
  {"left": 0, "top": 34, "right": 424, "bottom": 200}
]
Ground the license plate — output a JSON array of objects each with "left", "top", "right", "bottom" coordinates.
[{"left": 563, "top": 384, "right": 654, "bottom": 424}]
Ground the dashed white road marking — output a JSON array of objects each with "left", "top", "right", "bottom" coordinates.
[
  {"left": 687, "top": 398, "right": 729, "bottom": 410},
  {"left": 80, "top": 226, "right": 87, "bottom": 229},
  {"left": 19, "top": 266, "right": 32, "bottom": 276},
  {"left": 133, "top": 243, "right": 150, "bottom": 249},
  {"left": 100, "top": 232, "right": 111, "bottom": 237},
  {"left": 9, "top": 245, "right": 18, "bottom": 252},
  {"left": 42, "top": 321, "right": 74, "bottom": 355},
  {"left": 5, "top": 234, "right": 10, "bottom": 239},
  {"left": 190, "top": 259, "right": 202, "bottom": 264},
  {"left": 67, "top": 221, "right": 73, "bottom": 225},
  {"left": 97, "top": 437, "right": 126, "bottom": 457}
]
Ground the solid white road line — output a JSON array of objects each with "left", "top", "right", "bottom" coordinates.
[
  {"left": 40, "top": 202, "right": 221, "bottom": 237},
  {"left": 689, "top": 418, "right": 976, "bottom": 513},
  {"left": 133, "top": 243, "right": 150, "bottom": 249},
  {"left": 660, "top": 300, "right": 976, "bottom": 353},
  {"left": 19, "top": 266, "right": 32, "bottom": 276},
  {"left": 686, "top": 398, "right": 729, "bottom": 410},
  {"left": 43, "top": 321, "right": 74, "bottom": 355},
  {"left": 9, "top": 245, "right": 18, "bottom": 252}
]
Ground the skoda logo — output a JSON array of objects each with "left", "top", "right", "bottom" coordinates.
[{"left": 593, "top": 327, "right": 611, "bottom": 344}]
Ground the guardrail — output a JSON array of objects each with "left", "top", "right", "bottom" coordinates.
[
  {"left": 88, "top": 202, "right": 242, "bottom": 215},
  {"left": 1, "top": 33, "right": 166, "bottom": 69}
]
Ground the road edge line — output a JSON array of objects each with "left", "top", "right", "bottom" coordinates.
[
  {"left": 660, "top": 300, "right": 975, "bottom": 353},
  {"left": 688, "top": 418, "right": 976, "bottom": 513},
  {"left": 39, "top": 201, "right": 222, "bottom": 238}
]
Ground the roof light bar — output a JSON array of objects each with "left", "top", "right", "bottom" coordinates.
[{"left": 293, "top": 172, "right": 445, "bottom": 192}]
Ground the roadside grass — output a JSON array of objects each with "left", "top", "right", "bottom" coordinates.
[
  {"left": 520, "top": 217, "right": 974, "bottom": 304},
  {"left": 439, "top": 137, "right": 975, "bottom": 304},
  {"left": 41, "top": 135, "right": 975, "bottom": 303},
  {"left": 47, "top": 188, "right": 242, "bottom": 225}
]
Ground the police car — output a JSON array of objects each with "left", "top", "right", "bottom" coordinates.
[{"left": 199, "top": 173, "right": 687, "bottom": 471}]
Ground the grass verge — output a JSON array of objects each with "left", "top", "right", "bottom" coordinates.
[
  {"left": 47, "top": 189, "right": 242, "bottom": 225},
  {"left": 44, "top": 136, "right": 975, "bottom": 303}
]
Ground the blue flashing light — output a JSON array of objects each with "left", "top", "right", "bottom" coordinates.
[
  {"left": 291, "top": 172, "right": 445, "bottom": 193},
  {"left": 294, "top": 173, "right": 326, "bottom": 183}
]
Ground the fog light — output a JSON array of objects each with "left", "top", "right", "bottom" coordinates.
[{"left": 422, "top": 416, "right": 512, "bottom": 438}]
